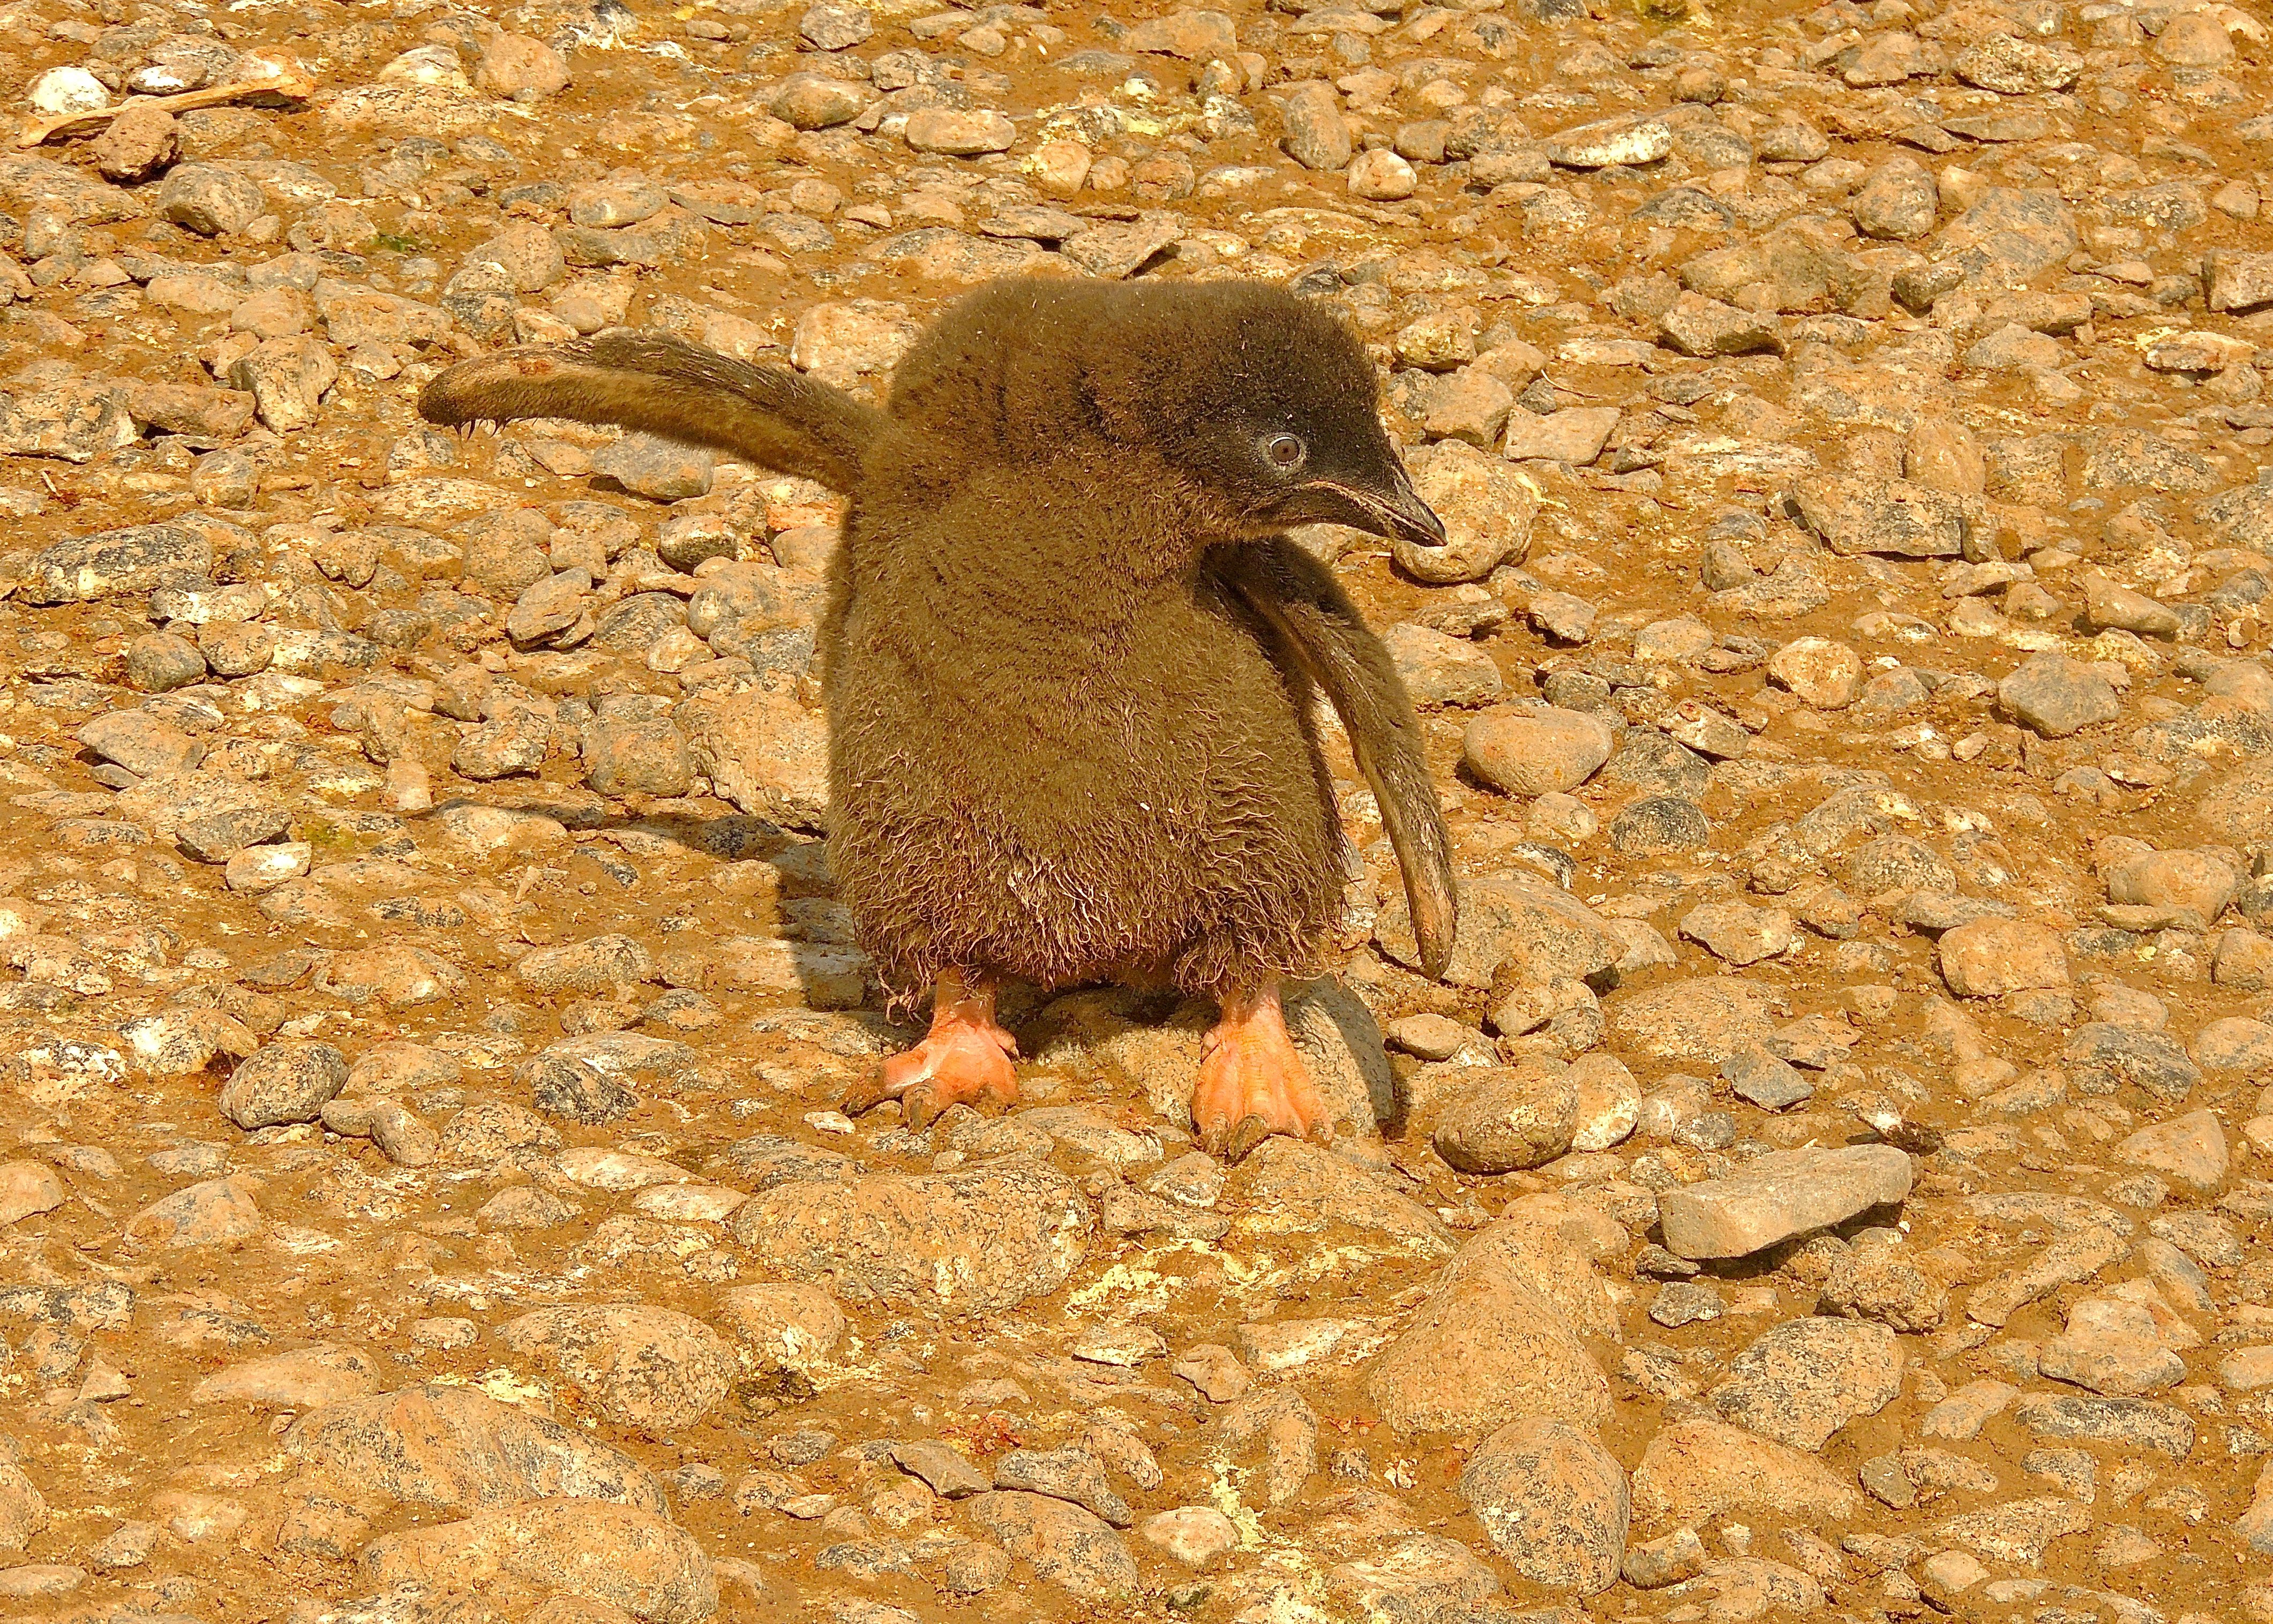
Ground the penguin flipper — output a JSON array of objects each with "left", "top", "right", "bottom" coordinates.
[
  {"left": 1214, "top": 538, "right": 1459, "bottom": 981},
  {"left": 417, "top": 332, "right": 888, "bottom": 493}
]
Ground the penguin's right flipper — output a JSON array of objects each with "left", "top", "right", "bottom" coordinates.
[
  {"left": 1214, "top": 538, "right": 1459, "bottom": 981},
  {"left": 417, "top": 332, "right": 888, "bottom": 493}
]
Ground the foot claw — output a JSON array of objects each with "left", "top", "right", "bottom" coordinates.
[{"left": 1224, "top": 1113, "right": 1277, "bottom": 1164}]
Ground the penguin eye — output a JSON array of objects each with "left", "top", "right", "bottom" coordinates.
[{"left": 1263, "top": 432, "right": 1307, "bottom": 471}]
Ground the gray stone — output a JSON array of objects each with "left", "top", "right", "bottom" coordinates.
[
  {"left": 2014, "top": 1394, "right": 2194, "bottom": 1458},
  {"left": 157, "top": 163, "right": 264, "bottom": 235},
  {"left": 591, "top": 433, "right": 713, "bottom": 501},
  {"left": 1457, "top": 1419, "right": 1628, "bottom": 1595},
  {"left": 1707, "top": 1317, "right": 1903, "bottom": 1449},
  {"left": 24, "top": 524, "right": 212, "bottom": 604},
  {"left": 1281, "top": 83, "right": 1351, "bottom": 172},
  {"left": 123, "top": 632, "right": 208, "bottom": 693},
  {"left": 1608, "top": 795, "right": 1711, "bottom": 856},
  {"left": 1998, "top": 653, "right": 2121, "bottom": 737}
]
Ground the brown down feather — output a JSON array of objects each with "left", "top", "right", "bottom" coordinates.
[{"left": 417, "top": 277, "right": 1456, "bottom": 1001}]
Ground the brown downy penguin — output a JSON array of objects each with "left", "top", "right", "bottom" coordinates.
[{"left": 420, "top": 276, "right": 1456, "bottom": 1161}]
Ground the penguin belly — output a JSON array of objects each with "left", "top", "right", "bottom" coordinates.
[{"left": 823, "top": 581, "right": 1346, "bottom": 1001}]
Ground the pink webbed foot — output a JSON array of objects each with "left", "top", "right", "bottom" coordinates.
[
  {"left": 1190, "top": 982, "right": 1331, "bottom": 1163},
  {"left": 844, "top": 971, "right": 1018, "bottom": 1129}
]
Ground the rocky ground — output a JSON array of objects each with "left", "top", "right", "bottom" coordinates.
[{"left": 0, "top": 0, "right": 2270, "bottom": 1619}]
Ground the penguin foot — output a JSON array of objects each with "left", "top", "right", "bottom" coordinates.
[
  {"left": 844, "top": 971, "right": 1018, "bottom": 1129},
  {"left": 1192, "top": 982, "right": 1330, "bottom": 1163}
]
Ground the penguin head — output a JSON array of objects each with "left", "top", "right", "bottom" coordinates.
[{"left": 1081, "top": 283, "right": 1449, "bottom": 548}]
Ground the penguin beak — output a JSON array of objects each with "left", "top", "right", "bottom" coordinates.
[{"left": 1292, "top": 464, "right": 1447, "bottom": 548}]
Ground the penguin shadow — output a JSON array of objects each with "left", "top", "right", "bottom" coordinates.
[{"left": 415, "top": 797, "right": 849, "bottom": 1004}]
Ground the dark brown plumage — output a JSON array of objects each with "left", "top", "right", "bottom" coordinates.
[{"left": 420, "top": 276, "right": 1456, "bottom": 1159}]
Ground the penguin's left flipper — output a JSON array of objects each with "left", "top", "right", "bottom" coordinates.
[{"left": 1212, "top": 538, "right": 1459, "bottom": 982}]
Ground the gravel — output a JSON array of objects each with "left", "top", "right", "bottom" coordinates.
[{"left": 0, "top": 0, "right": 2266, "bottom": 1618}]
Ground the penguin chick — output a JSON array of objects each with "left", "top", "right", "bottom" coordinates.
[{"left": 419, "top": 276, "right": 1456, "bottom": 1162}]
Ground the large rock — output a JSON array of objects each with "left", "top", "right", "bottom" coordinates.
[
  {"left": 1457, "top": 1418, "right": 1628, "bottom": 1593},
  {"left": 1399, "top": 441, "right": 1536, "bottom": 582},
  {"left": 361, "top": 1499, "right": 716, "bottom": 1623},
  {"left": 1364, "top": 1258, "right": 1609, "bottom": 1437},
  {"left": 1609, "top": 977, "right": 1779, "bottom": 1064},
  {"left": 1792, "top": 475, "right": 1968, "bottom": 557},
  {"left": 1227, "top": 1137, "right": 1450, "bottom": 1250},
  {"left": 217, "top": 1041, "right": 348, "bottom": 1130},
  {"left": 967, "top": 1490, "right": 1138, "bottom": 1599},
  {"left": 0, "top": 1462, "right": 45, "bottom": 1553},
  {"left": 1376, "top": 873, "right": 1623, "bottom": 991},
  {"left": 1938, "top": 919, "right": 2069, "bottom": 997},
  {"left": 22, "top": 524, "right": 211, "bottom": 604},
  {"left": 679, "top": 688, "right": 828, "bottom": 832},
  {"left": 124, "top": 1175, "right": 264, "bottom": 1247},
  {"left": 730, "top": 1166, "right": 1090, "bottom": 1313},
  {"left": 499, "top": 1306, "right": 737, "bottom": 1430},
  {"left": 1462, "top": 706, "right": 1615, "bottom": 796},
  {"left": 1431, "top": 1064, "right": 1579, "bottom": 1174},
  {"left": 1629, "top": 1418, "right": 1863, "bottom": 1527},
  {"left": 286, "top": 1384, "right": 669, "bottom": 1513},
  {"left": 1438, "top": 1209, "right": 1619, "bottom": 1341},
  {"left": 192, "top": 1344, "right": 384, "bottom": 1409},
  {"left": 1706, "top": 1318, "right": 1904, "bottom": 1449},
  {"left": 1999, "top": 653, "right": 2122, "bottom": 738}
]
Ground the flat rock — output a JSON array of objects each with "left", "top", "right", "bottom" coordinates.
[
  {"left": 2114, "top": 1109, "right": 2229, "bottom": 1193},
  {"left": 286, "top": 1383, "right": 667, "bottom": 1514},
  {"left": 966, "top": 1490, "right": 1138, "bottom": 1599},
  {"left": 191, "top": 1343, "right": 384, "bottom": 1409},
  {"left": 361, "top": 1499, "right": 716, "bottom": 1623},
  {"left": 1630, "top": 1418, "right": 1864, "bottom": 1527},
  {"left": 1659, "top": 1145, "right": 1913, "bottom": 1260},
  {"left": 730, "top": 1166, "right": 1091, "bottom": 1313},
  {"left": 1610, "top": 977, "right": 1779, "bottom": 1064},
  {"left": 1706, "top": 1318, "right": 1903, "bottom": 1449},
  {"left": 2014, "top": 1393, "right": 2195, "bottom": 1458},
  {"left": 500, "top": 1306, "right": 737, "bottom": 1430}
]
